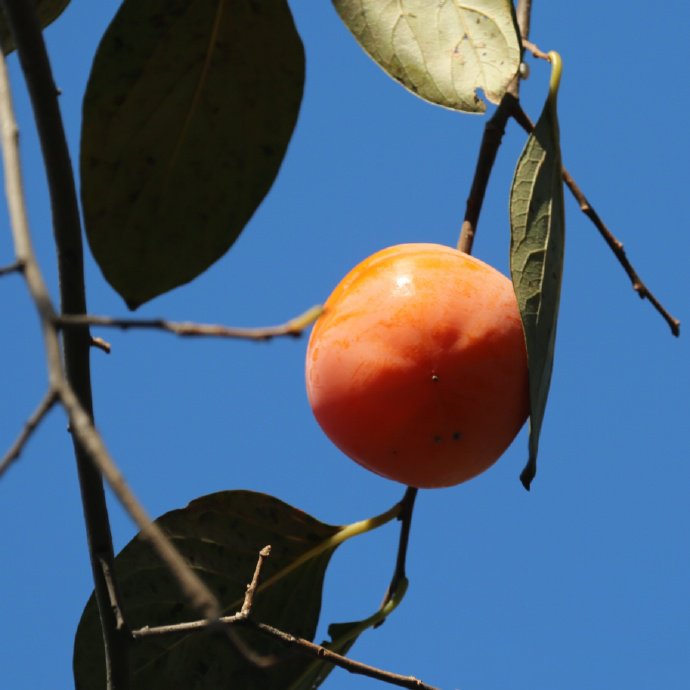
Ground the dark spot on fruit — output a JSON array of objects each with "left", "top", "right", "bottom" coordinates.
[
  {"left": 452, "top": 432, "right": 462, "bottom": 441},
  {"left": 433, "top": 435, "right": 442, "bottom": 444}
]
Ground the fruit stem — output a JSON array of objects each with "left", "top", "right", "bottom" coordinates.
[
  {"left": 547, "top": 51, "right": 562, "bottom": 107},
  {"left": 377, "top": 486, "right": 417, "bottom": 623}
]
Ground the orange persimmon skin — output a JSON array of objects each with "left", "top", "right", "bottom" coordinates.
[{"left": 305, "top": 243, "right": 529, "bottom": 488}]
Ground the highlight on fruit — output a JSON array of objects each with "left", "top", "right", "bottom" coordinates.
[{"left": 306, "top": 243, "right": 529, "bottom": 489}]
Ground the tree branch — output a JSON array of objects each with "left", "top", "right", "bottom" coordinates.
[
  {"left": 0, "top": 2, "right": 129, "bottom": 685},
  {"left": 458, "top": 0, "right": 533, "bottom": 254},
  {"left": 133, "top": 546, "right": 273, "bottom": 640},
  {"left": 248, "top": 620, "right": 440, "bottom": 690},
  {"left": 0, "top": 387, "right": 58, "bottom": 477},
  {"left": 522, "top": 38, "right": 549, "bottom": 61},
  {"left": 457, "top": 94, "right": 515, "bottom": 254},
  {"left": 131, "top": 544, "right": 439, "bottom": 690},
  {"left": 514, "top": 0, "right": 532, "bottom": 48},
  {"left": 509, "top": 101, "right": 680, "bottom": 337},
  {"left": 0, "top": 15, "right": 226, "bottom": 688},
  {"left": 55, "top": 305, "right": 323, "bottom": 342}
]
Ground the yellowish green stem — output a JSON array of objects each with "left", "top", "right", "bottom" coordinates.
[
  {"left": 226, "top": 499, "right": 403, "bottom": 613},
  {"left": 547, "top": 51, "right": 562, "bottom": 106},
  {"left": 287, "top": 303, "right": 324, "bottom": 332}
]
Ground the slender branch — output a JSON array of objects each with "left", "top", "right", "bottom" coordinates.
[
  {"left": 248, "top": 621, "right": 441, "bottom": 690},
  {"left": 134, "top": 598, "right": 438, "bottom": 689},
  {"left": 522, "top": 38, "right": 549, "bottom": 61},
  {"left": 457, "top": 94, "right": 516, "bottom": 254},
  {"left": 0, "top": 3, "right": 129, "bottom": 686},
  {"left": 0, "top": 19, "right": 225, "bottom": 689},
  {"left": 97, "top": 555, "right": 127, "bottom": 633},
  {"left": 458, "top": 0, "right": 533, "bottom": 253},
  {"left": 514, "top": 0, "right": 532, "bottom": 49},
  {"left": 0, "top": 388, "right": 58, "bottom": 477},
  {"left": 132, "top": 591, "right": 439, "bottom": 689},
  {"left": 130, "top": 519, "right": 435, "bottom": 689},
  {"left": 55, "top": 305, "right": 323, "bottom": 341},
  {"left": 0, "top": 258, "right": 23, "bottom": 275},
  {"left": 562, "top": 168, "right": 680, "bottom": 336},
  {"left": 133, "top": 614, "right": 245, "bottom": 640},
  {"left": 91, "top": 336, "right": 112, "bottom": 354},
  {"left": 509, "top": 101, "right": 680, "bottom": 337},
  {"left": 241, "top": 545, "right": 271, "bottom": 616},
  {"left": 133, "top": 546, "right": 273, "bottom": 640},
  {"left": 58, "top": 381, "right": 222, "bottom": 621},
  {"left": 133, "top": 545, "right": 276, "bottom": 669}
]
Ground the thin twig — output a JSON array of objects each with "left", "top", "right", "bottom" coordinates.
[
  {"left": 457, "top": 94, "right": 517, "bottom": 254},
  {"left": 132, "top": 611, "right": 246, "bottom": 639},
  {"left": 133, "top": 545, "right": 273, "bottom": 640},
  {"left": 0, "top": 19, "right": 224, "bottom": 689},
  {"left": 515, "top": 0, "right": 532, "bottom": 44},
  {"left": 521, "top": 38, "right": 549, "bottom": 61},
  {"left": 58, "top": 381, "right": 223, "bottom": 621},
  {"left": 0, "top": 388, "right": 58, "bottom": 477},
  {"left": 241, "top": 545, "right": 271, "bottom": 617},
  {"left": 562, "top": 168, "right": 680, "bottom": 336},
  {"left": 97, "top": 555, "right": 127, "bottom": 633},
  {"left": 458, "top": 0, "right": 533, "bottom": 253},
  {"left": 133, "top": 616, "right": 439, "bottom": 689},
  {"left": 248, "top": 621, "right": 441, "bottom": 690},
  {"left": 0, "top": 258, "right": 23, "bottom": 275},
  {"left": 55, "top": 305, "right": 323, "bottom": 341},
  {"left": 91, "top": 336, "right": 112, "bottom": 354},
  {"left": 509, "top": 100, "right": 680, "bottom": 337}
]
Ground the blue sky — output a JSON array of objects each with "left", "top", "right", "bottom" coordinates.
[{"left": 1, "top": 2, "right": 689, "bottom": 689}]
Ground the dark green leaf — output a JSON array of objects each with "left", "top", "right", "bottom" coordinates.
[
  {"left": 332, "top": 0, "right": 520, "bottom": 113},
  {"left": 509, "top": 69, "right": 565, "bottom": 490},
  {"left": 73, "top": 491, "right": 341, "bottom": 690},
  {"left": 0, "top": 0, "right": 70, "bottom": 54},
  {"left": 80, "top": 0, "right": 304, "bottom": 308}
]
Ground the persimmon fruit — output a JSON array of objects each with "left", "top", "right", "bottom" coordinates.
[{"left": 305, "top": 243, "right": 529, "bottom": 488}]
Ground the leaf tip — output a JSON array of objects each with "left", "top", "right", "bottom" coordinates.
[
  {"left": 125, "top": 297, "right": 143, "bottom": 311},
  {"left": 519, "top": 460, "right": 536, "bottom": 491}
]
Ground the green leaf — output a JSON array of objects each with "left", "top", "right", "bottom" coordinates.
[
  {"left": 0, "top": 0, "right": 70, "bottom": 54},
  {"left": 73, "top": 491, "right": 341, "bottom": 690},
  {"left": 509, "top": 55, "right": 565, "bottom": 490},
  {"left": 80, "top": 0, "right": 304, "bottom": 308},
  {"left": 332, "top": 0, "right": 520, "bottom": 113}
]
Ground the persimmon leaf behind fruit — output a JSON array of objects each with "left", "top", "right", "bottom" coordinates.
[{"left": 509, "top": 54, "right": 565, "bottom": 490}]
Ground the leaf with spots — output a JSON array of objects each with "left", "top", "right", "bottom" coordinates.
[
  {"left": 80, "top": 0, "right": 304, "bottom": 308},
  {"left": 332, "top": 0, "right": 520, "bottom": 113},
  {"left": 73, "top": 491, "right": 341, "bottom": 690},
  {"left": 509, "top": 55, "right": 565, "bottom": 490},
  {"left": 0, "top": 0, "right": 70, "bottom": 54}
]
